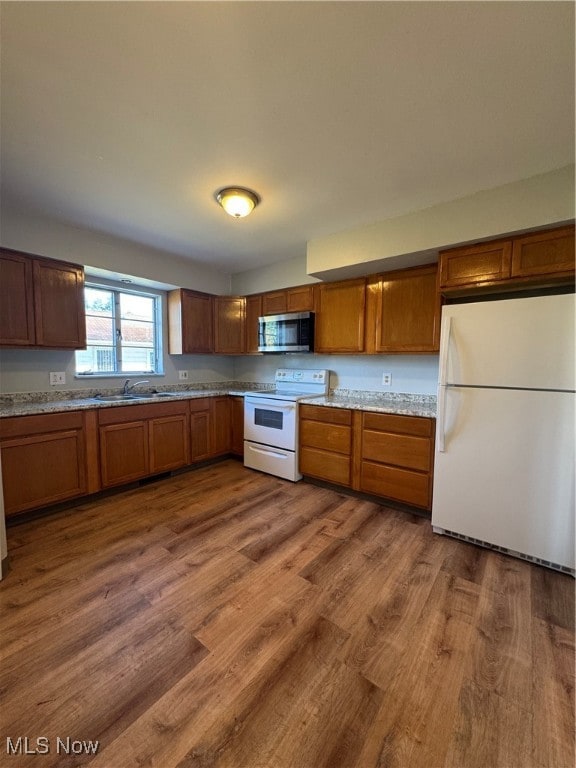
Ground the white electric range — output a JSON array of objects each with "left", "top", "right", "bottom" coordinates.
[{"left": 243, "top": 368, "right": 330, "bottom": 481}]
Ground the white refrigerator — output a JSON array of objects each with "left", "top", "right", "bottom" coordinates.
[{"left": 432, "top": 292, "right": 575, "bottom": 573}]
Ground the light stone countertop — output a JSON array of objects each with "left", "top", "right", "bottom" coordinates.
[
  {"left": 300, "top": 393, "right": 437, "bottom": 419},
  {"left": 0, "top": 385, "right": 436, "bottom": 419},
  {"left": 0, "top": 386, "right": 263, "bottom": 419}
]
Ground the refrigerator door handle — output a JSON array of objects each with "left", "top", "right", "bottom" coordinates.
[
  {"left": 437, "top": 315, "right": 453, "bottom": 453},
  {"left": 439, "top": 314, "right": 452, "bottom": 386},
  {"left": 437, "top": 385, "right": 447, "bottom": 453}
]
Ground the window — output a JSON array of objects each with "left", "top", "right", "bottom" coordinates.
[{"left": 75, "top": 285, "right": 162, "bottom": 376}]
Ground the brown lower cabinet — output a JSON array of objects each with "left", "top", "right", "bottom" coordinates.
[
  {"left": 299, "top": 405, "right": 353, "bottom": 486},
  {"left": 0, "top": 396, "right": 235, "bottom": 516},
  {"left": 98, "top": 400, "right": 190, "bottom": 488},
  {"left": 0, "top": 410, "right": 99, "bottom": 516},
  {"left": 189, "top": 396, "right": 231, "bottom": 461},
  {"left": 359, "top": 412, "right": 434, "bottom": 509},
  {"left": 299, "top": 404, "right": 435, "bottom": 510},
  {"left": 230, "top": 396, "right": 244, "bottom": 456}
]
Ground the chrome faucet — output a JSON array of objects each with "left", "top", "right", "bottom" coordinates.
[{"left": 122, "top": 379, "right": 150, "bottom": 394}]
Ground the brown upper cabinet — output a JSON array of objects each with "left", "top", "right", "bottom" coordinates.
[
  {"left": 439, "top": 238, "right": 512, "bottom": 291},
  {"left": 261, "top": 284, "right": 315, "bottom": 315},
  {"left": 0, "top": 248, "right": 86, "bottom": 348},
  {"left": 168, "top": 288, "right": 214, "bottom": 354},
  {"left": 314, "top": 278, "right": 366, "bottom": 354},
  {"left": 245, "top": 294, "right": 262, "bottom": 354},
  {"left": 213, "top": 296, "right": 245, "bottom": 354},
  {"left": 511, "top": 226, "right": 575, "bottom": 278},
  {"left": 365, "top": 264, "right": 440, "bottom": 354},
  {"left": 169, "top": 290, "right": 246, "bottom": 354},
  {"left": 439, "top": 226, "right": 574, "bottom": 294}
]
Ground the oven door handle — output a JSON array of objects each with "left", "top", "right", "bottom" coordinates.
[
  {"left": 246, "top": 444, "right": 290, "bottom": 459},
  {"left": 246, "top": 401, "right": 296, "bottom": 413}
]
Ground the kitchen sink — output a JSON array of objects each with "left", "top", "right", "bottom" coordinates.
[
  {"left": 93, "top": 394, "right": 142, "bottom": 401},
  {"left": 141, "top": 392, "right": 179, "bottom": 398},
  {"left": 93, "top": 392, "right": 180, "bottom": 402}
]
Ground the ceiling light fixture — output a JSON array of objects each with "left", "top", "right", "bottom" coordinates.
[{"left": 215, "top": 186, "right": 260, "bottom": 218}]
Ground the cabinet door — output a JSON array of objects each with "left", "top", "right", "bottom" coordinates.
[
  {"left": 230, "top": 396, "right": 244, "bottom": 456},
  {"left": 0, "top": 250, "right": 35, "bottom": 346},
  {"left": 183, "top": 290, "right": 214, "bottom": 353},
  {"left": 367, "top": 264, "right": 440, "bottom": 353},
  {"left": 33, "top": 258, "right": 86, "bottom": 348},
  {"left": 149, "top": 414, "right": 189, "bottom": 474},
  {"left": 511, "top": 226, "right": 575, "bottom": 278},
  {"left": 314, "top": 279, "right": 366, "bottom": 353},
  {"left": 245, "top": 295, "right": 262, "bottom": 354},
  {"left": 169, "top": 289, "right": 214, "bottom": 354},
  {"left": 439, "top": 240, "right": 512, "bottom": 290},
  {"left": 262, "top": 291, "right": 287, "bottom": 315},
  {"left": 190, "top": 399, "right": 212, "bottom": 461},
  {"left": 286, "top": 285, "right": 315, "bottom": 312},
  {"left": 214, "top": 296, "right": 245, "bottom": 354},
  {"left": 1, "top": 428, "right": 87, "bottom": 515},
  {"left": 211, "top": 396, "right": 231, "bottom": 455},
  {"left": 99, "top": 421, "right": 149, "bottom": 487}
]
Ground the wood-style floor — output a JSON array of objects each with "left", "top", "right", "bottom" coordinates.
[{"left": 1, "top": 460, "right": 574, "bottom": 768}]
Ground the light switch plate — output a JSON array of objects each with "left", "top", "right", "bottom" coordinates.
[{"left": 178, "top": 370, "right": 189, "bottom": 381}]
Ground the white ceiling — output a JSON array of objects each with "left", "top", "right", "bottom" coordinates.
[{"left": 1, "top": 1, "right": 574, "bottom": 275}]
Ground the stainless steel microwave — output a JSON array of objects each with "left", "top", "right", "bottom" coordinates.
[{"left": 258, "top": 311, "right": 314, "bottom": 353}]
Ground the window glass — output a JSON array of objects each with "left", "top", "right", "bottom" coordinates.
[{"left": 75, "top": 285, "right": 162, "bottom": 376}]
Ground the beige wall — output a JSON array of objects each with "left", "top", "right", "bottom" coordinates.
[
  {"left": 3, "top": 167, "right": 573, "bottom": 396},
  {"left": 1, "top": 197, "right": 231, "bottom": 295},
  {"left": 234, "top": 353, "right": 438, "bottom": 396},
  {"left": 231, "top": 254, "right": 317, "bottom": 295},
  {"left": 306, "top": 165, "right": 575, "bottom": 281}
]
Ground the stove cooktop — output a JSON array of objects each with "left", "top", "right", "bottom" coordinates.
[
  {"left": 245, "top": 389, "right": 326, "bottom": 402},
  {"left": 244, "top": 368, "right": 330, "bottom": 401}
]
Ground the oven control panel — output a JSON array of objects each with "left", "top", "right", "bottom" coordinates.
[{"left": 275, "top": 369, "right": 328, "bottom": 385}]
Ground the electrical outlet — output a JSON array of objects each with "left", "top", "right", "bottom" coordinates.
[
  {"left": 178, "top": 370, "right": 189, "bottom": 381},
  {"left": 49, "top": 371, "right": 66, "bottom": 386},
  {"left": 382, "top": 372, "right": 392, "bottom": 386}
]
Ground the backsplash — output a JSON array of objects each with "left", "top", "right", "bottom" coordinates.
[
  {"left": 329, "top": 389, "right": 436, "bottom": 404},
  {"left": 0, "top": 381, "right": 273, "bottom": 407}
]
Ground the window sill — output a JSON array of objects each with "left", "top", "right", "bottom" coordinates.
[{"left": 75, "top": 373, "right": 165, "bottom": 380}]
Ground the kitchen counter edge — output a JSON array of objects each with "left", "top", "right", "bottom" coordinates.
[
  {"left": 300, "top": 395, "right": 436, "bottom": 419},
  {"left": 0, "top": 389, "right": 437, "bottom": 420}
]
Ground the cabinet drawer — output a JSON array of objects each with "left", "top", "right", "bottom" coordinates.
[
  {"left": 98, "top": 400, "right": 188, "bottom": 425},
  {"left": 362, "top": 430, "right": 431, "bottom": 472},
  {"left": 300, "top": 420, "right": 351, "bottom": 455},
  {"left": 300, "top": 446, "right": 351, "bottom": 486},
  {"left": 189, "top": 397, "right": 211, "bottom": 413},
  {"left": 360, "top": 461, "right": 430, "bottom": 509},
  {"left": 0, "top": 410, "right": 85, "bottom": 439},
  {"left": 299, "top": 404, "right": 352, "bottom": 426},
  {"left": 362, "top": 412, "right": 433, "bottom": 438}
]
